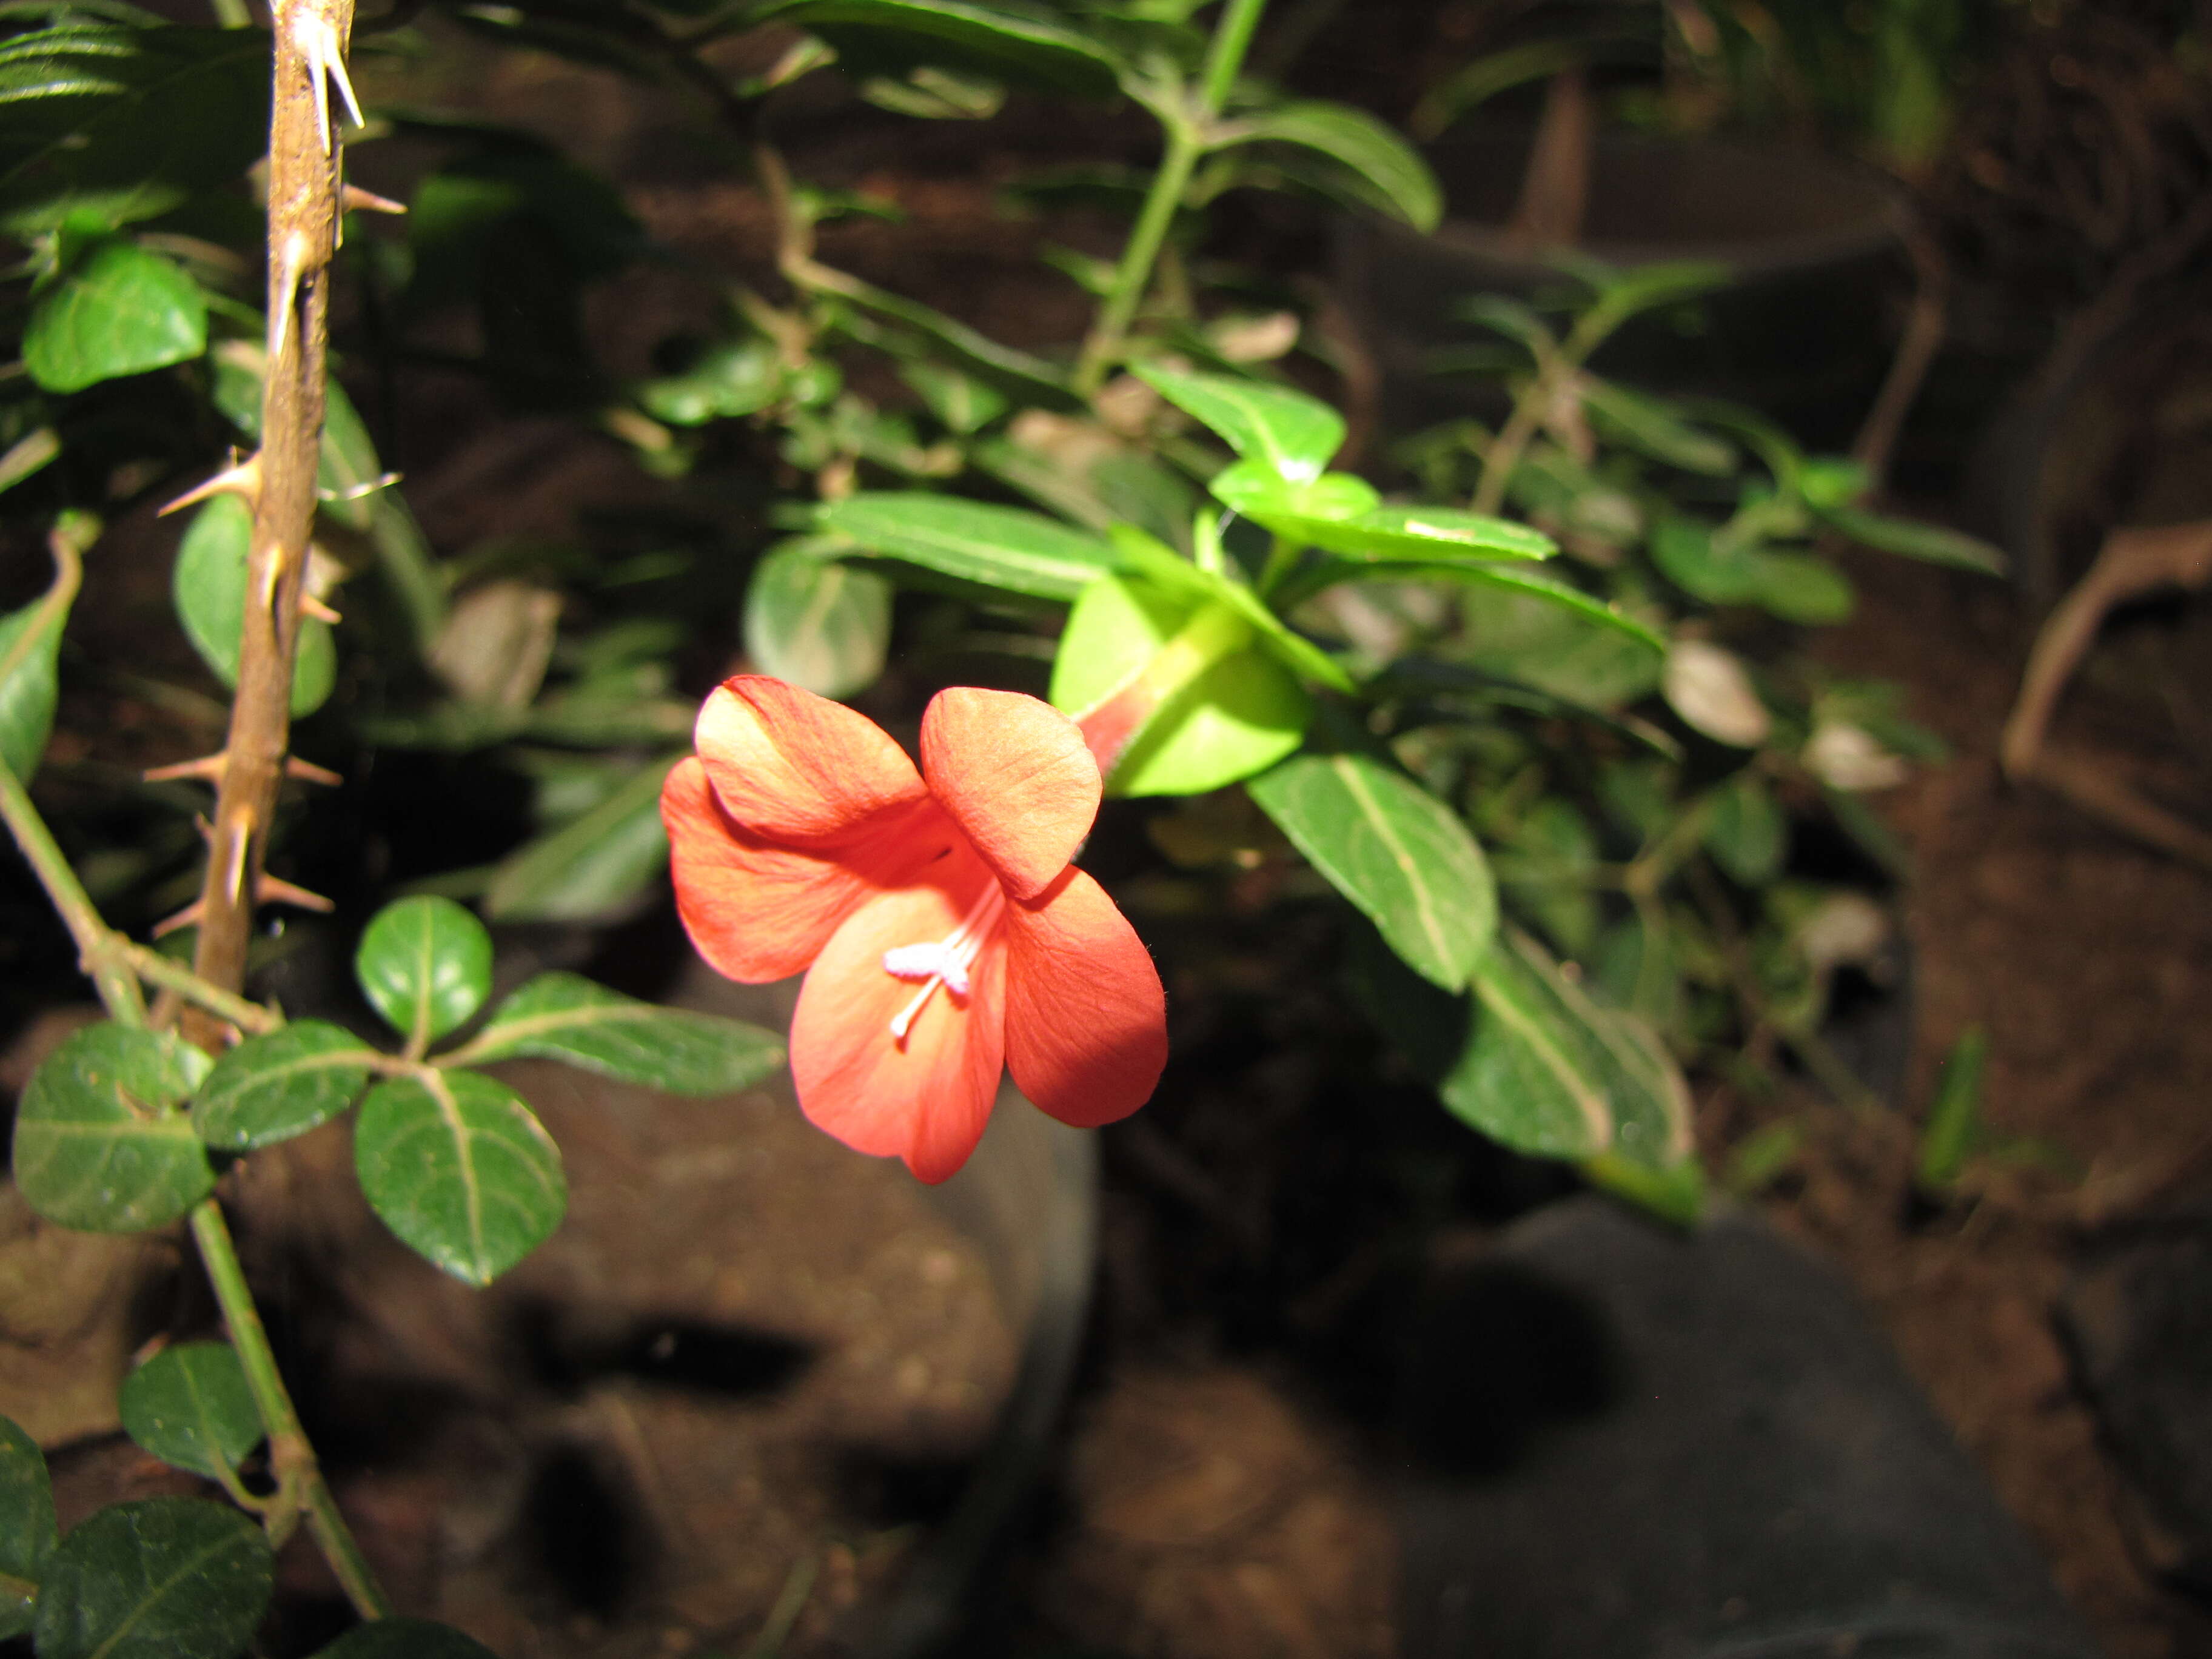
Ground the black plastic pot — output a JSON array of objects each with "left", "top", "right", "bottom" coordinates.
[{"left": 1336, "top": 130, "right": 1906, "bottom": 448}]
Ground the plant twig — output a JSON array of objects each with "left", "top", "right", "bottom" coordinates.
[
  {"left": 187, "top": 0, "right": 358, "bottom": 1020},
  {"left": 191, "top": 1201, "right": 391, "bottom": 1618}
]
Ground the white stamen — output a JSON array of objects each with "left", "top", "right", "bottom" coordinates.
[{"left": 882, "top": 882, "right": 1005, "bottom": 1044}]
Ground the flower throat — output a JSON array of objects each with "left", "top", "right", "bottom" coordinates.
[{"left": 881, "top": 880, "right": 1007, "bottom": 1041}]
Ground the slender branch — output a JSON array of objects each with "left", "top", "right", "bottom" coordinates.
[
  {"left": 190, "top": 1201, "right": 391, "bottom": 1620},
  {"left": 1074, "top": 0, "right": 1273, "bottom": 395},
  {"left": 187, "top": 0, "right": 356, "bottom": 1018},
  {"left": 112, "top": 942, "right": 283, "bottom": 1035}
]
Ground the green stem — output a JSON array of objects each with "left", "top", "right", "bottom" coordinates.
[
  {"left": 1074, "top": 0, "right": 1272, "bottom": 394},
  {"left": 190, "top": 1201, "right": 392, "bottom": 1620},
  {"left": 1199, "top": 0, "right": 1270, "bottom": 111},
  {"left": 0, "top": 760, "right": 144, "bottom": 1027},
  {"left": 113, "top": 942, "right": 282, "bottom": 1035}
]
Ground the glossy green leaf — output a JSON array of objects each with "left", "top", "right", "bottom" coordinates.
[
  {"left": 192, "top": 1021, "right": 374, "bottom": 1151},
  {"left": 482, "top": 756, "right": 676, "bottom": 923},
  {"left": 310, "top": 1619, "right": 504, "bottom": 1659},
  {"left": 172, "top": 495, "right": 337, "bottom": 718},
  {"left": 355, "top": 895, "right": 494, "bottom": 1048},
  {"left": 1215, "top": 99, "right": 1441, "bottom": 231},
  {"left": 31, "top": 1497, "right": 270, "bottom": 1659},
  {"left": 1444, "top": 930, "right": 1693, "bottom": 1169},
  {"left": 11, "top": 1022, "right": 213, "bottom": 1233},
  {"left": 1133, "top": 364, "right": 1342, "bottom": 483},
  {"left": 0, "top": 24, "right": 270, "bottom": 234},
  {"left": 0, "top": 545, "right": 73, "bottom": 783},
  {"left": 1705, "top": 772, "right": 1786, "bottom": 886},
  {"left": 24, "top": 238, "right": 205, "bottom": 394},
  {"left": 1817, "top": 504, "right": 2006, "bottom": 575},
  {"left": 354, "top": 1070, "right": 566, "bottom": 1287},
  {"left": 1419, "top": 561, "right": 1666, "bottom": 650},
  {"left": 743, "top": 540, "right": 890, "bottom": 699},
  {"left": 1050, "top": 575, "right": 1308, "bottom": 796},
  {"left": 749, "top": 0, "right": 1124, "bottom": 97},
  {"left": 821, "top": 492, "right": 1116, "bottom": 601},
  {"left": 118, "top": 1342, "right": 262, "bottom": 1480},
  {"left": 1108, "top": 526, "right": 1355, "bottom": 692},
  {"left": 457, "top": 972, "right": 786, "bottom": 1094},
  {"left": 1247, "top": 751, "right": 1495, "bottom": 991},
  {"left": 1221, "top": 475, "right": 1557, "bottom": 565},
  {"left": 637, "top": 338, "right": 782, "bottom": 427},
  {"left": 0, "top": 1412, "right": 53, "bottom": 1639}
]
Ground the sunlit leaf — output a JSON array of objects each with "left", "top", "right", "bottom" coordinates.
[
  {"left": 457, "top": 972, "right": 785, "bottom": 1094},
  {"left": 11, "top": 1022, "right": 213, "bottom": 1233},
  {"left": 354, "top": 1070, "right": 566, "bottom": 1287},
  {"left": 31, "top": 1497, "right": 270, "bottom": 1659},
  {"left": 1215, "top": 99, "right": 1441, "bottom": 230},
  {"left": 749, "top": 0, "right": 1124, "bottom": 97},
  {"left": 354, "top": 895, "right": 494, "bottom": 1048},
  {"left": 0, "top": 533, "right": 75, "bottom": 780},
  {"left": 118, "top": 1342, "right": 263, "bottom": 1481},
  {"left": 1133, "top": 363, "right": 1342, "bottom": 482},
  {"left": 192, "top": 1021, "right": 374, "bottom": 1151}
]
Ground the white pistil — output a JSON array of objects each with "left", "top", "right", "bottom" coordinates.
[{"left": 883, "top": 882, "right": 1007, "bottom": 1043}]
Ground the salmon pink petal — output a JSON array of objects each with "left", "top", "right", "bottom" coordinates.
[
  {"left": 1004, "top": 868, "right": 1165, "bottom": 1128},
  {"left": 697, "top": 675, "right": 927, "bottom": 843},
  {"left": 920, "top": 687, "right": 1101, "bottom": 900},
  {"left": 790, "top": 857, "right": 1008, "bottom": 1182},
  {"left": 663, "top": 758, "right": 879, "bottom": 980}
]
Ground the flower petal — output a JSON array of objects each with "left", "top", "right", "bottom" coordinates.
[
  {"left": 1004, "top": 867, "right": 1165, "bottom": 1128},
  {"left": 697, "top": 675, "right": 928, "bottom": 843},
  {"left": 920, "top": 687, "right": 1101, "bottom": 900},
  {"left": 790, "top": 854, "right": 1007, "bottom": 1182},
  {"left": 664, "top": 758, "right": 943, "bottom": 982}
]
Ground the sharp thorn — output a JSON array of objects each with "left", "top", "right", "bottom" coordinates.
[
  {"left": 286, "top": 756, "right": 342, "bottom": 786},
  {"left": 300, "top": 594, "right": 341, "bottom": 625},
  {"left": 142, "top": 754, "right": 230, "bottom": 785},
  {"left": 340, "top": 184, "right": 406, "bottom": 216},
  {"left": 256, "top": 874, "right": 335, "bottom": 914},
  {"left": 158, "top": 457, "right": 261, "bottom": 518},
  {"left": 152, "top": 900, "right": 204, "bottom": 939}
]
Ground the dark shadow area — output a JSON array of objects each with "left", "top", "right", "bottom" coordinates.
[
  {"left": 511, "top": 1300, "right": 816, "bottom": 1403},
  {"left": 520, "top": 1441, "right": 649, "bottom": 1620}
]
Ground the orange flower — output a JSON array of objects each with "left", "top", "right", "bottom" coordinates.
[{"left": 662, "top": 675, "right": 1168, "bottom": 1182}]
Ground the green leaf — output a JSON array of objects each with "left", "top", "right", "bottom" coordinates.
[
  {"left": 1454, "top": 584, "right": 1666, "bottom": 709},
  {"left": 457, "top": 972, "right": 785, "bottom": 1094},
  {"left": 1705, "top": 773, "right": 1786, "bottom": 886},
  {"left": 820, "top": 492, "right": 1117, "bottom": 602},
  {"left": 1915, "top": 1025, "right": 1988, "bottom": 1192},
  {"left": 24, "top": 238, "right": 205, "bottom": 394},
  {"left": 743, "top": 540, "right": 890, "bottom": 699},
  {"left": 117, "top": 1342, "right": 262, "bottom": 1481},
  {"left": 1580, "top": 378, "right": 1735, "bottom": 475},
  {"left": 0, "top": 24, "right": 270, "bottom": 234},
  {"left": 482, "top": 755, "right": 676, "bottom": 923},
  {"left": 354, "top": 895, "right": 494, "bottom": 1048},
  {"left": 1247, "top": 751, "right": 1495, "bottom": 991},
  {"left": 31, "top": 1497, "right": 270, "bottom": 1659},
  {"left": 10, "top": 1022, "right": 213, "bottom": 1233},
  {"left": 1750, "top": 551, "right": 1854, "bottom": 625},
  {"left": 1444, "top": 929, "right": 1693, "bottom": 1168},
  {"left": 354, "top": 1070, "right": 566, "bottom": 1287},
  {"left": 1108, "top": 526, "right": 1355, "bottom": 692},
  {"left": 637, "top": 338, "right": 782, "bottom": 427},
  {"left": 0, "top": 545, "right": 74, "bottom": 782},
  {"left": 1221, "top": 477, "right": 1557, "bottom": 566},
  {"left": 1050, "top": 574, "right": 1309, "bottom": 796},
  {"left": 172, "top": 495, "right": 336, "bottom": 718},
  {"left": 1817, "top": 504, "right": 2007, "bottom": 575},
  {"left": 1418, "top": 562, "right": 1667, "bottom": 651},
  {"left": 1133, "top": 364, "right": 1342, "bottom": 482},
  {"left": 310, "top": 1619, "right": 504, "bottom": 1659},
  {"left": 749, "top": 0, "right": 1124, "bottom": 97},
  {"left": 900, "top": 360, "right": 1008, "bottom": 433},
  {"left": 1215, "top": 99, "right": 1441, "bottom": 231},
  {"left": 191, "top": 1021, "right": 374, "bottom": 1151},
  {"left": 0, "top": 1413, "right": 54, "bottom": 1640}
]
